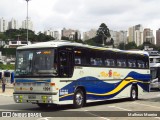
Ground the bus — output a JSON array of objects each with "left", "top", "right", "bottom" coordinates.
[
  {"left": 145, "top": 50, "right": 160, "bottom": 90},
  {"left": 0, "top": 70, "right": 14, "bottom": 83},
  {"left": 13, "top": 41, "right": 150, "bottom": 108}
]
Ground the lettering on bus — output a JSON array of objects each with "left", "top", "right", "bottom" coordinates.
[{"left": 100, "top": 70, "right": 121, "bottom": 78}]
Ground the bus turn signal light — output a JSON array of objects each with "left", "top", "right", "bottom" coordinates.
[{"left": 50, "top": 83, "right": 55, "bottom": 86}]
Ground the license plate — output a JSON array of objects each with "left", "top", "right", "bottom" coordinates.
[
  {"left": 28, "top": 95, "right": 36, "bottom": 99},
  {"left": 28, "top": 100, "right": 37, "bottom": 103}
]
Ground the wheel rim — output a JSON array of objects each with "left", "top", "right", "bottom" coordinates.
[
  {"left": 132, "top": 89, "right": 136, "bottom": 99},
  {"left": 75, "top": 92, "right": 83, "bottom": 105}
]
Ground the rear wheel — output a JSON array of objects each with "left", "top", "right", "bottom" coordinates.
[
  {"left": 73, "top": 89, "right": 85, "bottom": 108},
  {"left": 130, "top": 86, "right": 138, "bottom": 101}
]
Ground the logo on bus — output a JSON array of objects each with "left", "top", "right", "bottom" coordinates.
[{"left": 100, "top": 70, "right": 121, "bottom": 78}]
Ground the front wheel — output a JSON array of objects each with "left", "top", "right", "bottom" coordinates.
[
  {"left": 130, "top": 86, "right": 138, "bottom": 101},
  {"left": 73, "top": 89, "right": 85, "bottom": 108}
]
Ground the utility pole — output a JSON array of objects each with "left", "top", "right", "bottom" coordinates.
[{"left": 25, "top": 0, "right": 31, "bottom": 45}]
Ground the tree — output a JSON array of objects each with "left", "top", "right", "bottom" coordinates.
[
  {"left": 125, "top": 42, "right": 137, "bottom": 50},
  {"left": 118, "top": 42, "right": 137, "bottom": 50},
  {"left": 61, "top": 36, "right": 69, "bottom": 40},
  {"left": 96, "top": 23, "right": 111, "bottom": 46},
  {"left": 118, "top": 42, "right": 125, "bottom": 50},
  {"left": 75, "top": 31, "right": 78, "bottom": 42}
]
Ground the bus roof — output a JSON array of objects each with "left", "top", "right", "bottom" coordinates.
[{"left": 17, "top": 40, "right": 148, "bottom": 56}]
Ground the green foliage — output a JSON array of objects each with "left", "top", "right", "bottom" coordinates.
[
  {"left": 61, "top": 36, "right": 69, "bottom": 40},
  {"left": 0, "top": 32, "right": 7, "bottom": 41},
  {"left": 36, "top": 32, "right": 54, "bottom": 42},
  {"left": 1, "top": 48, "right": 16, "bottom": 56},
  {"left": 2, "top": 29, "right": 55, "bottom": 42},
  {"left": 125, "top": 42, "right": 137, "bottom": 50},
  {"left": 96, "top": 23, "right": 111, "bottom": 46},
  {"left": 0, "top": 64, "right": 15, "bottom": 70},
  {"left": 118, "top": 42, "right": 137, "bottom": 50}
]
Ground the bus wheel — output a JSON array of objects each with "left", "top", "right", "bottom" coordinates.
[
  {"left": 130, "top": 86, "right": 138, "bottom": 101},
  {"left": 73, "top": 89, "right": 85, "bottom": 108},
  {"left": 37, "top": 103, "right": 49, "bottom": 108}
]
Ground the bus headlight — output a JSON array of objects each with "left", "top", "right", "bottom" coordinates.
[
  {"left": 48, "top": 96, "right": 52, "bottom": 100},
  {"left": 15, "top": 95, "right": 19, "bottom": 99},
  {"left": 42, "top": 96, "right": 47, "bottom": 100}
]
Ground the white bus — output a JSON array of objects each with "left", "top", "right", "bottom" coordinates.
[
  {"left": 147, "top": 50, "right": 160, "bottom": 90},
  {"left": 13, "top": 41, "right": 150, "bottom": 108}
]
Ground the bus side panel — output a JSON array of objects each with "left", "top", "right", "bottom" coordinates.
[{"left": 59, "top": 67, "right": 150, "bottom": 103}]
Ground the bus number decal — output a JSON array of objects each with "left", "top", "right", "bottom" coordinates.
[{"left": 43, "top": 87, "right": 50, "bottom": 91}]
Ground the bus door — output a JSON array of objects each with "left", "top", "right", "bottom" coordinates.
[{"left": 59, "top": 50, "right": 73, "bottom": 77}]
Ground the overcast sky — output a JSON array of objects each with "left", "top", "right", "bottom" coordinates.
[{"left": 1, "top": 0, "right": 160, "bottom": 34}]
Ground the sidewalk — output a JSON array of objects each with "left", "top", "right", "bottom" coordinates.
[{"left": 0, "top": 83, "right": 14, "bottom": 96}]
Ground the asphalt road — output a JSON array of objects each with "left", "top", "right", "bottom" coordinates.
[{"left": 0, "top": 90, "right": 160, "bottom": 120}]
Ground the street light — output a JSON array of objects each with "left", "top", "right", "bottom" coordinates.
[{"left": 25, "top": 0, "right": 31, "bottom": 45}]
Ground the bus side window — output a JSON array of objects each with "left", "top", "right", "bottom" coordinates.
[
  {"left": 105, "top": 59, "right": 110, "bottom": 66},
  {"left": 75, "top": 57, "right": 81, "bottom": 65},
  {"left": 128, "top": 59, "right": 136, "bottom": 68},
  {"left": 117, "top": 59, "right": 126, "bottom": 67},
  {"left": 105, "top": 59, "right": 115, "bottom": 67},
  {"left": 137, "top": 60, "right": 145, "bottom": 68}
]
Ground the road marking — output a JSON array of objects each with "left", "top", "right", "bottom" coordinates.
[
  {"left": 155, "top": 117, "right": 160, "bottom": 120},
  {"left": 37, "top": 117, "right": 52, "bottom": 120},
  {"left": 84, "top": 110, "right": 110, "bottom": 120},
  {"left": 133, "top": 102, "right": 160, "bottom": 109},
  {"left": 108, "top": 106, "right": 131, "bottom": 111},
  {"left": 157, "top": 94, "right": 160, "bottom": 97}
]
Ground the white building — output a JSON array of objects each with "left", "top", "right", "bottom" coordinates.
[
  {"left": 83, "top": 29, "right": 97, "bottom": 41},
  {"left": 143, "top": 28, "right": 155, "bottom": 44},
  {"left": 128, "top": 24, "right": 143, "bottom": 46},
  {"left": 22, "top": 18, "right": 33, "bottom": 31},
  {"left": 61, "top": 28, "right": 81, "bottom": 40},
  {"left": 8, "top": 18, "right": 19, "bottom": 29},
  {"left": 8, "top": 40, "right": 31, "bottom": 48},
  {"left": 0, "top": 18, "right": 8, "bottom": 32},
  {"left": 110, "top": 30, "right": 127, "bottom": 47},
  {"left": 44, "top": 30, "right": 60, "bottom": 40}
]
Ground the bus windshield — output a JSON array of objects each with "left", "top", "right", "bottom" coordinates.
[{"left": 15, "top": 49, "right": 57, "bottom": 77}]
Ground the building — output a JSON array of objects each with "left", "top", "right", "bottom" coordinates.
[
  {"left": 22, "top": 18, "right": 33, "bottom": 31},
  {"left": 61, "top": 28, "right": 81, "bottom": 40},
  {"left": 54, "top": 31, "right": 60, "bottom": 40},
  {"left": 8, "top": 18, "right": 19, "bottom": 29},
  {"left": 128, "top": 24, "right": 143, "bottom": 46},
  {"left": 135, "top": 24, "right": 143, "bottom": 46},
  {"left": 128, "top": 27, "right": 135, "bottom": 43},
  {"left": 44, "top": 30, "right": 60, "bottom": 40},
  {"left": 110, "top": 30, "right": 127, "bottom": 47},
  {"left": 143, "top": 28, "right": 155, "bottom": 44},
  {"left": 83, "top": 29, "right": 97, "bottom": 41},
  {"left": 110, "top": 30, "right": 118, "bottom": 47},
  {"left": 0, "top": 18, "right": 8, "bottom": 32},
  {"left": 156, "top": 28, "right": 160, "bottom": 46},
  {"left": 8, "top": 40, "right": 31, "bottom": 48}
]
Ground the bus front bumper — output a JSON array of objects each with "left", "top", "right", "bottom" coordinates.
[{"left": 13, "top": 92, "right": 58, "bottom": 104}]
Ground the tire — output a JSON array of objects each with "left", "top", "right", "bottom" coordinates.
[
  {"left": 130, "top": 86, "right": 138, "bottom": 101},
  {"left": 37, "top": 103, "right": 49, "bottom": 108},
  {"left": 73, "top": 89, "right": 85, "bottom": 108}
]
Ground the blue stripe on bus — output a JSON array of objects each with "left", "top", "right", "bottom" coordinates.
[
  {"left": 59, "top": 71, "right": 150, "bottom": 101},
  {"left": 15, "top": 79, "right": 51, "bottom": 83}
]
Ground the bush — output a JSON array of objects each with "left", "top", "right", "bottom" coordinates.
[{"left": 0, "top": 64, "right": 15, "bottom": 70}]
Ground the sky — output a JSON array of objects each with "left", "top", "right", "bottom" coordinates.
[{"left": 1, "top": 0, "right": 160, "bottom": 35}]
